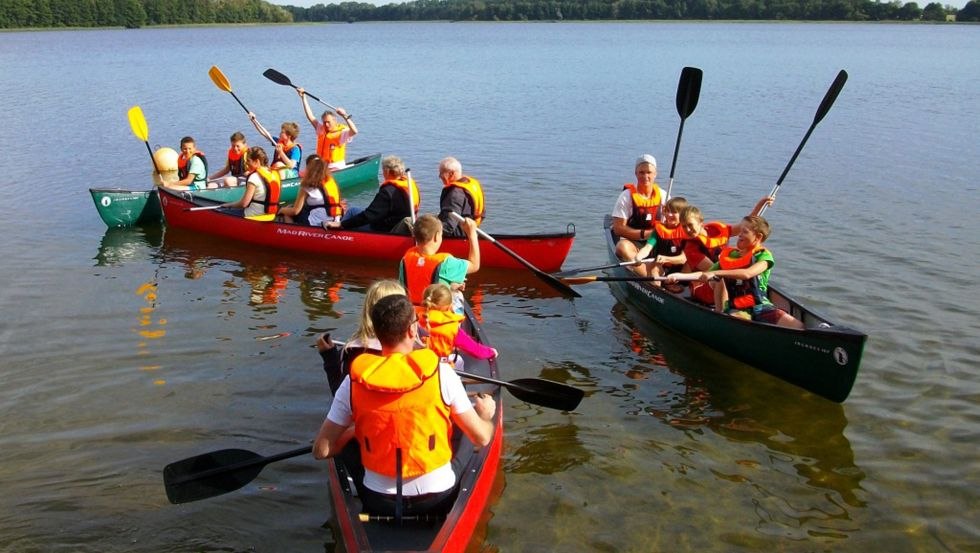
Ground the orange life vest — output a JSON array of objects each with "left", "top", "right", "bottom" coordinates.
[
  {"left": 349, "top": 349, "right": 452, "bottom": 478},
  {"left": 249, "top": 166, "right": 282, "bottom": 215},
  {"left": 422, "top": 309, "right": 465, "bottom": 358},
  {"left": 320, "top": 175, "right": 344, "bottom": 218},
  {"left": 718, "top": 246, "right": 767, "bottom": 309},
  {"left": 385, "top": 176, "right": 421, "bottom": 215},
  {"left": 317, "top": 124, "right": 350, "bottom": 165},
  {"left": 623, "top": 183, "right": 662, "bottom": 229},
  {"left": 694, "top": 222, "right": 731, "bottom": 261},
  {"left": 227, "top": 147, "right": 248, "bottom": 177},
  {"left": 651, "top": 221, "right": 689, "bottom": 257},
  {"left": 444, "top": 176, "right": 486, "bottom": 225},
  {"left": 401, "top": 250, "right": 451, "bottom": 305},
  {"left": 177, "top": 151, "right": 208, "bottom": 183}
]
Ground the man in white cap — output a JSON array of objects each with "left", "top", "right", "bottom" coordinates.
[{"left": 611, "top": 154, "right": 666, "bottom": 265}]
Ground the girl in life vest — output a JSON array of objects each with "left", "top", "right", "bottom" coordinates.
[
  {"left": 421, "top": 283, "right": 497, "bottom": 370},
  {"left": 280, "top": 156, "right": 345, "bottom": 226},
  {"left": 633, "top": 197, "right": 690, "bottom": 282},
  {"left": 219, "top": 146, "right": 281, "bottom": 222}
]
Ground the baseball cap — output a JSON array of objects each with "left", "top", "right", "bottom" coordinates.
[{"left": 635, "top": 154, "right": 657, "bottom": 169}]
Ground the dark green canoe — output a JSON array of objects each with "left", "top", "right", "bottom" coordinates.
[
  {"left": 90, "top": 153, "right": 381, "bottom": 227},
  {"left": 602, "top": 215, "right": 865, "bottom": 403}
]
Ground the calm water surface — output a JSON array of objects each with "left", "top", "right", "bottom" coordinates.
[{"left": 0, "top": 22, "right": 977, "bottom": 552}]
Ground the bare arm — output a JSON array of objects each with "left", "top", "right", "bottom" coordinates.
[
  {"left": 460, "top": 217, "right": 481, "bottom": 274},
  {"left": 452, "top": 393, "right": 496, "bottom": 447},
  {"left": 249, "top": 112, "right": 274, "bottom": 145},
  {"left": 611, "top": 217, "right": 645, "bottom": 241},
  {"left": 223, "top": 181, "right": 256, "bottom": 209},
  {"left": 702, "top": 259, "right": 769, "bottom": 282},
  {"left": 298, "top": 88, "right": 317, "bottom": 127},
  {"left": 312, "top": 418, "right": 354, "bottom": 459},
  {"left": 279, "top": 187, "right": 308, "bottom": 217},
  {"left": 336, "top": 107, "right": 358, "bottom": 136}
]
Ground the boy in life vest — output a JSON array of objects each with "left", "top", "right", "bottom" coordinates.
[
  {"left": 167, "top": 136, "right": 208, "bottom": 190},
  {"left": 298, "top": 87, "right": 358, "bottom": 170},
  {"left": 248, "top": 112, "right": 302, "bottom": 179},
  {"left": 671, "top": 215, "right": 804, "bottom": 329},
  {"left": 421, "top": 283, "right": 498, "bottom": 371},
  {"left": 611, "top": 154, "right": 666, "bottom": 263},
  {"left": 399, "top": 214, "right": 480, "bottom": 312},
  {"left": 207, "top": 131, "right": 248, "bottom": 188},
  {"left": 437, "top": 157, "right": 486, "bottom": 238},
  {"left": 632, "top": 196, "right": 690, "bottom": 284},
  {"left": 312, "top": 294, "right": 496, "bottom": 517},
  {"left": 676, "top": 196, "right": 774, "bottom": 304}
]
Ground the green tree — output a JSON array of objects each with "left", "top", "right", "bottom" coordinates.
[
  {"left": 920, "top": 1, "right": 946, "bottom": 19},
  {"left": 957, "top": 0, "right": 980, "bottom": 19}
]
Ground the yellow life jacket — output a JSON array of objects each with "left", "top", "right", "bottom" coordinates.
[
  {"left": 349, "top": 349, "right": 452, "bottom": 478},
  {"left": 623, "top": 183, "right": 662, "bottom": 229},
  {"left": 446, "top": 176, "right": 485, "bottom": 225},
  {"left": 422, "top": 309, "right": 465, "bottom": 358}
]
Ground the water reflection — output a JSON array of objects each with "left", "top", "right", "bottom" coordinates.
[
  {"left": 93, "top": 225, "right": 163, "bottom": 266},
  {"left": 609, "top": 301, "right": 866, "bottom": 537}
]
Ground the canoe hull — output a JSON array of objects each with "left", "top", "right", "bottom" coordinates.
[
  {"left": 602, "top": 216, "right": 865, "bottom": 402},
  {"left": 90, "top": 153, "right": 382, "bottom": 227},
  {"left": 158, "top": 187, "right": 574, "bottom": 272},
  {"left": 327, "top": 303, "right": 503, "bottom": 552}
]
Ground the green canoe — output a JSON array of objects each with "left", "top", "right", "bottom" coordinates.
[
  {"left": 90, "top": 153, "right": 381, "bottom": 227},
  {"left": 601, "top": 215, "right": 866, "bottom": 403}
]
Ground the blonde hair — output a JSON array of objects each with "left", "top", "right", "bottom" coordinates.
[
  {"left": 665, "top": 196, "right": 688, "bottom": 214},
  {"left": 422, "top": 283, "right": 453, "bottom": 312},
  {"left": 348, "top": 279, "right": 406, "bottom": 347},
  {"left": 280, "top": 121, "right": 300, "bottom": 140},
  {"left": 679, "top": 205, "right": 703, "bottom": 224}
]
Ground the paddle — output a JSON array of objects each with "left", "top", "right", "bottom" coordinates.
[
  {"left": 406, "top": 169, "right": 417, "bottom": 223},
  {"left": 163, "top": 445, "right": 311, "bottom": 504},
  {"left": 561, "top": 273, "right": 705, "bottom": 285},
  {"left": 760, "top": 70, "right": 848, "bottom": 216},
  {"left": 457, "top": 370, "right": 584, "bottom": 412},
  {"left": 553, "top": 258, "right": 656, "bottom": 278},
  {"left": 186, "top": 204, "right": 226, "bottom": 212},
  {"left": 127, "top": 105, "right": 163, "bottom": 176},
  {"left": 208, "top": 65, "right": 277, "bottom": 147},
  {"left": 663, "top": 66, "right": 703, "bottom": 208},
  {"left": 449, "top": 212, "right": 580, "bottom": 298},
  {"left": 262, "top": 68, "right": 340, "bottom": 112}
]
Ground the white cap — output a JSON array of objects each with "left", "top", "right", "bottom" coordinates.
[{"left": 635, "top": 154, "right": 657, "bottom": 169}]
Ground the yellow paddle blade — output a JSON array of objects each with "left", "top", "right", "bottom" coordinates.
[
  {"left": 208, "top": 65, "right": 232, "bottom": 93},
  {"left": 127, "top": 105, "right": 148, "bottom": 142}
]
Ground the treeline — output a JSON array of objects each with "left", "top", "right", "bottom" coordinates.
[
  {"left": 285, "top": 0, "right": 980, "bottom": 22},
  {"left": 0, "top": 0, "right": 292, "bottom": 29}
]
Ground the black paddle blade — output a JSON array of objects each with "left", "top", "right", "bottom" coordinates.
[
  {"left": 676, "top": 66, "right": 703, "bottom": 119},
  {"left": 813, "top": 69, "right": 848, "bottom": 126},
  {"left": 263, "top": 68, "right": 292, "bottom": 87},
  {"left": 509, "top": 378, "right": 585, "bottom": 412},
  {"left": 163, "top": 448, "right": 266, "bottom": 504}
]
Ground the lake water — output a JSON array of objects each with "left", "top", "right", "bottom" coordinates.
[{"left": 0, "top": 22, "right": 977, "bottom": 552}]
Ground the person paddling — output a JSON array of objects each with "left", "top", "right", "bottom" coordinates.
[
  {"left": 248, "top": 113, "right": 302, "bottom": 179},
  {"left": 437, "top": 157, "right": 486, "bottom": 237},
  {"left": 399, "top": 214, "right": 480, "bottom": 313},
  {"left": 312, "top": 294, "right": 496, "bottom": 518},
  {"left": 298, "top": 87, "right": 358, "bottom": 170}
]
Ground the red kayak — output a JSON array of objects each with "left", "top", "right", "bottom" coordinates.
[{"left": 158, "top": 187, "right": 574, "bottom": 272}]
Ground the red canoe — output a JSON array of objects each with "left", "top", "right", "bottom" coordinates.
[{"left": 157, "top": 187, "right": 575, "bottom": 272}]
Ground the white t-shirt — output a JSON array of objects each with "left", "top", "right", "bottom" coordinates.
[
  {"left": 244, "top": 172, "right": 267, "bottom": 218},
  {"left": 327, "top": 361, "right": 473, "bottom": 495},
  {"left": 315, "top": 122, "right": 354, "bottom": 170}
]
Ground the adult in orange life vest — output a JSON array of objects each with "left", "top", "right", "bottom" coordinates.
[
  {"left": 325, "top": 156, "right": 419, "bottom": 233},
  {"left": 248, "top": 112, "right": 302, "bottom": 179},
  {"left": 611, "top": 154, "right": 666, "bottom": 263},
  {"left": 219, "top": 146, "right": 282, "bottom": 221},
  {"left": 667, "top": 215, "right": 804, "bottom": 329},
  {"left": 312, "top": 294, "right": 496, "bottom": 517},
  {"left": 279, "top": 156, "right": 344, "bottom": 226},
  {"left": 436, "top": 157, "right": 486, "bottom": 238},
  {"left": 207, "top": 131, "right": 248, "bottom": 188},
  {"left": 399, "top": 214, "right": 480, "bottom": 310},
  {"left": 420, "top": 283, "right": 497, "bottom": 369},
  {"left": 166, "top": 136, "right": 208, "bottom": 191},
  {"left": 632, "top": 196, "right": 691, "bottom": 281},
  {"left": 298, "top": 87, "right": 358, "bottom": 170},
  {"left": 676, "top": 196, "right": 774, "bottom": 304}
]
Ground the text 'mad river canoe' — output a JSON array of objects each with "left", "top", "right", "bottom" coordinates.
[
  {"left": 157, "top": 186, "right": 575, "bottom": 273},
  {"left": 89, "top": 153, "right": 382, "bottom": 227},
  {"left": 327, "top": 302, "right": 503, "bottom": 552},
  {"left": 601, "top": 216, "right": 866, "bottom": 403}
]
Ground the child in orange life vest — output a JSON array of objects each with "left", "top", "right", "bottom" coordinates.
[
  {"left": 421, "top": 283, "right": 498, "bottom": 370},
  {"left": 670, "top": 215, "right": 804, "bottom": 329},
  {"left": 633, "top": 197, "right": 690, "bottom": 284},
  {"left": 248, "top": 113, "right": 302, "bottom": 179},
  {"left": 207, "top": 131, "right": 248, "bottom": 188},
  {"left": 677, "top": 197, "right": 774, "bottom": 304}
]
